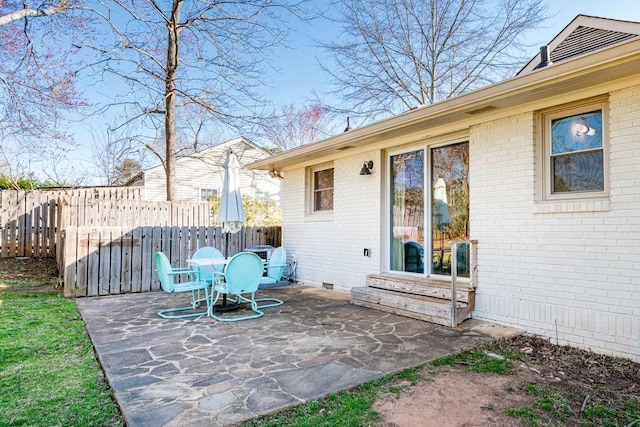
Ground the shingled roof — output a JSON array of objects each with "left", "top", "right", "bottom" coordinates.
[{"left": 518, "top": 15, "right": 640, "bottom": 75}]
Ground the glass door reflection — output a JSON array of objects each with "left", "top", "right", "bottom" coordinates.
[
  {"left": 390, "top": 150, "right": 425, "bottom": 273},
  {"left": 431, "top": 142, "right": 470, "bottom": 277}
]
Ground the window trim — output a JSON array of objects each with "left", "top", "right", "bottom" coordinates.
[
  {"left": 199, "top": 187, "right": 217, "bottom": 202},
  {"left": 306, "top": 162, "right": 334, "bottom": 219},
  {"left": 539, "top": 97, "right": 609, "bottom": 202}
]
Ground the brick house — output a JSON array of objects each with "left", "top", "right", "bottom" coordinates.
[{"left": 250, "top": 15, "right": 640, "bottom": 362}]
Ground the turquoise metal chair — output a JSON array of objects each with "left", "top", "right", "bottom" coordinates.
[
  {"left": 190, "top": 246, "right": 225, "bottom": 305},
  {"left": 255, "top": 246, "right": 286, "bottom": 308},
  {"left": 209, "top": 252, "right": 265, "bottom": 322},
  {"left": 155, "top": 252, "right": 211, "bottom": 319},
  {"left": 259, "top": 247, "right": 287, "bottom": 287}
]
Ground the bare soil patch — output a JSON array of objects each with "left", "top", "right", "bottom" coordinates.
[
  {"left": 0, "top": 256, "right": 59, "bottom": 292},
  {"left": 375, "top": 368, "right": 533, "bottom": 427},
  {"left": 374, "top": 336, "right": 640, "bottom": 426}
]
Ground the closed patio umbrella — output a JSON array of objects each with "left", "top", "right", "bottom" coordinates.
[{"left": 218, "top": 151, "right": 246, "bottom": 257}]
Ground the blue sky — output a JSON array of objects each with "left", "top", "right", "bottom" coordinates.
[
  {"left": 263, "top": 0, "right": 640, "bottom": 107},
  {"left": 58, "top": 1, "right": 640, "bottom": 184}
]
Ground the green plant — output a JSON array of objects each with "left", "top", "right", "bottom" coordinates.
[
  {"left": 507, "top": 407, "right": 539, "bottom": 425},
  {"left": 535, "top": 389, "right": 574, "bottom": 422},
  {"left": 432, "top": 350, "right": 513, "bottom": 375},
  {"left": 0, "top": 174, "right": 38, "bottom": 190},
  {"left": 209, "top": 194, "right": 282, "bottom": 226}
]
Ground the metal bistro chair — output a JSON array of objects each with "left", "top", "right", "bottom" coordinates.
[
  {"left": 154, "top": 252, "right": 211, "bottom": 319},
  {"left": 256, "top": 246, "right": 286, "bottom": 309},
  {"left": 209, "top": 252, "right": 266, "bottom": 322},
  {"left": 190, "top": 246, "right": 225, "bottom": 306},
  {"left": 259, "top": 246, "right": 287, "bottom": 287}
]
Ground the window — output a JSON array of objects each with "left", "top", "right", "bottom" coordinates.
[
  {"left": 200, "top": 188, "right": 217, "bottom": 202},
  {"left": 542, "top": 99, "right": 607, "bottom": 199},
  {"left": 312, "top": 165, "right": 334, "bottom": 212}
]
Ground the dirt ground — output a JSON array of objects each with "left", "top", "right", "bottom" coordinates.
[
  {"left": 374, "top": 335, "right": 640, "bottom": 426},
  {"left": 375, "top": 367, "right": 533, "bottom": 426},
  {"left": 2, "top": 257, "right": 639, "bottom": 426},
  {"left": 0, "top": 256, "right": 59, "bottom": 291}
]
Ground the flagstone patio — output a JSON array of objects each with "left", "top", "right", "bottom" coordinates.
[{"left": 77, "top": 284, "right": 518, "bottom": 427}]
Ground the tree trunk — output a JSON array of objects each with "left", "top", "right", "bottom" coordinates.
[{"left": 165, "top": 1, "right": 182, "bottom": 201}]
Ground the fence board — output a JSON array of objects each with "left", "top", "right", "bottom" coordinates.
[
  {"left": 86, "top": 229, "right": 101, "bottom": 297},
  {"left": 151, "top": 226, "right": 162, "bottom": 291},
  {"left": 75, "top": 229, "right": 89, "bottom": 297},
  {"left": 140, "top": 227, "right": 153, "bottom": 292},
  {"left": 110, "top": 227, "right": 123, "bottom": 295},
  {"left": 98, "top": 230, "right": 111, "bottom": 296},
  {"left": 62, "top": 229, "right": 77, "bottom": 298},
  {"left": 121, "top": 230, "right": 133, "bottom": 293},
  {"left": 31, "top": 198, "right": 40, "bottom": 256},
  {"left": 130, "top": 227, "right": 143, "bottom": 293}
]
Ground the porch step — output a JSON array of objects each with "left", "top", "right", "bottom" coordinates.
[
  {"left": 350, "top": 273, "right": 476, "bottom": 327},
  {"left": 366, "top": 273, "right": 474, "bottom": 303}
]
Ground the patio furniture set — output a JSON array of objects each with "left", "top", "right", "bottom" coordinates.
[{"left": 154, "top": 246, "right": 287, "bottom": 322}]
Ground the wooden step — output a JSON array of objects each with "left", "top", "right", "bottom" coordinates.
[
  {"left": 366, "top": 273, "right": 474, "bottom": 304},
  {"left": 350, "top": 287, "right": 473, "bottom": 327}
]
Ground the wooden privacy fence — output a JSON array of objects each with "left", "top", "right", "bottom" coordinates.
[
  {"left": 1, "top": 187, "right": 145, "bottom": 257},
  {"left": 0, "top": 187, "right": 217, "bottom": 257},
  {"left": 60, "top": 225, "right": 282, "bottom": 297},
  {"left": 2, "top": 188, "right": 283, "bottom": 297}
]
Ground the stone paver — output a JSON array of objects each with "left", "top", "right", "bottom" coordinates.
[{"left": 76, "top": 285, "right": 518, "bottom": 427}]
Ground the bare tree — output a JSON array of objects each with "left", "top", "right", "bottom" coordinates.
[
  {"left": 0, "top": 1, "right": 89, "bottom": 161},
  {"left": 0, "top": 1, "right": 70, "bottom": 26},
  {"left": 91, "top": 123, "right": 147, "bottom": 185},
  {"left": 258, "top": 103, "right": 331, "bottom": 151},
  {"left": 85, "top": 1, "right": 309, "bottom": 201},
  {"left": 321, "top": 0, "right": 547, "bottom": 119}
]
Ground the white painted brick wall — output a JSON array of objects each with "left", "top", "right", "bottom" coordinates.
[
  {"left": 281, "top": 86, "right": 640, "bottom": 363},
  {"left": 472, "top": 86, "right": 640, "bottom": 362},
  {"left": 282, "top": 151, "right": 381, "bottom": 292}
]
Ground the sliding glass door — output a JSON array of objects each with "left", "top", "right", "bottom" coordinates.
[
  {"left": 389, "top": 150, "right": 425, "bottom": 273},
  {"left": 388, "top": 142, "right": 469, "bottom": 277},
  {"left": 431, "top": 142, "right": 470, "bottom": 277}
]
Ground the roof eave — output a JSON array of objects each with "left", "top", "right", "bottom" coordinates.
[{"left": 249, "top": 38, "right": 640, "bottom": 172}]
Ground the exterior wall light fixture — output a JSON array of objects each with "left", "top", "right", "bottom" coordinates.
[{"left": 360, "top": 160, "right": 374, "bottom": 175}]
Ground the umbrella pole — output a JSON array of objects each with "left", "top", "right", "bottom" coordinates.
[
  {"left": 223, "top": 232, "right": 229, "bottom": 305},
  {"left": 224, "top": 232, "right": 229, "bottom": 258}
]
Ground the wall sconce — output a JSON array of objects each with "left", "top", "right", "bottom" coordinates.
[
  {"left": 359, "top": 160, "right": 374, "bottom": 175},
  {"left": 269, "top": 170, "right": 284, "bottom": 179}
]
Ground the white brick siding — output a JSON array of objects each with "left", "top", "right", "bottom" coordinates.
[
  {"left": 282, "top": 86, "right": 640, "bottom": 363},
  {"left": 282, "top": 151, "right": 381, "bottom": 292},
  {"left": 471, "top": 86, "right": 640, "bottom": 362}
]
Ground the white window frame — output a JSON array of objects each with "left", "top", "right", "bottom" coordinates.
[
  {"left": 199, "top": 187, "right": 217, "bottom": 202},
  {"left": 306, "top": 162, "right": 334, "bottom": 219},
  {"left": 540, "top": 98, "right": 609, "bottom": 202}
]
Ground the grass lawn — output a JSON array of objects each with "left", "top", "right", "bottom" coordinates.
[
  {"left": 0, "top": 265, "right": 124, "bottom": 427},
  {"left": 241, "top": 368, "right": 421, "bottom": 427}
]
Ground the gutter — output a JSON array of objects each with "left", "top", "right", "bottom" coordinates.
[{"left": 249, "top": 38, "right": 640, "bottom": 172}]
